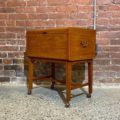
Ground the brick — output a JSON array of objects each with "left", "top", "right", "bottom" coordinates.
[
  {"left": 98, "top": 12, "right": 111, "bottom": 18},
  {"left": 113, "top": 78, "right": 120, "bottom": 83},
  {"left": 112, "top": 0, "right": 120, "bottom": 4},
  {"left": 3, "top": 59, "right": 13, "bottom": 64},
  {"left": 20, "top": 47, "right": 26, "bottom": 51},
  {"left": 9, "top": 14, "right": 28, "bottom": 20},
  {"left": 53, "top": 5, "right": 78, "bottom": 14},
  {"left": 16, "top": 7, "right": 35, "bottom": 13},
  {"left": 77, "top": 5, "right": 93, "bottom": 12},
  {"left": 74, "top": 20, "right": 88, "bottom": 26},
  {"left": 98, "top": 46, "right": 110, "bottom": 52},
  {"left": 94, "top": 59, "right": 110, "bottom": 65},
  {"left": 47, "top": 6, "right": 57, "bottom": 13},
  {"left": 0, "top": 65, "right": 3, "bottom": 70},
  {"left": 16, "top": 21, "right": 26, "bottom": 27},
  {"left": 0, "top": 27, "right": 5, "bottom": 32},
  {"left": 110, "top": 66, "right": 120, "bottom": 72},
  {"left": 6, "top": 20, "right": 16, "bottom": 27},
  {"left": 49, "top": 13, "right": 69, "bottom": 19},
  {"left": 97, "top": 39, "right": 110, "bottom": 45},
  {"left": 0, "top": 1, "right": 6, "bottom": 7},
  {"left": 26, "top": 20, "right": 55, "bottom": 27},
  {"left": 97, "top": 18, "right": 109, "bottom": 26},
  {"left": 98, "top": 6, "right": 110, "bottom": 11},
  {"left": 111, "top": 59, "right": 120, "bottom": 65},
  {"left": 56, "top": 20, "right": 67, "bottom": 27},
  {"left": 0, "top": 40, "right": 6, "bottom": 45},
  {"left": 94, "top": 71, "right": 115, "bottom": 79},
  {"left": 0, "top": 52, "right": 7, "bottom": 58},
  {"left": 87, "top": 19, "right": 93, "bottom": 26},
  {"left": 110, "top": 46, "right": 120, "bottom": 52},
  {"left": 28, "top": 14, "right": 48, "bottom": 20},
  {"left": 97, "top": 26, "right": 108, "bottom": 31},
  {"left": 16, "top": 69, "right": 24, "bottom": 77},
  {"left": 47, "top": 0, "right": 69, "bottom": 5},
  {"left": 108, "top": 5, "right": 120, "bottom": 11},
  {"left": 6, "top": 40, "right": 17, "bottom": 45},
  {"left": 74, "top": 0, "right": 91, "bottom": 5},
  {"left": 69, "top": 13, "right": 91, "bottom": 19},
  {"left": 111, "top": 53, "right": 120, "bottom": 58},
  {"left": 6, "top": 27, "right": 25, "bottom": 33},
  {"left": 13, "top": 59, "right": 24, "bottom": 64},
  {"left": 7, "top": 1, "right": 26, "bottom": 7},
  {"left": 0, "top": 8, "right": 15, "bottom": 13},
  {"left": 108, "top": 27, "right": 120, "bottom": 31},
  {"left": 97, "top": 0, "right": 112, "bottom": 5},
  {"left": 111, "top": 39, "right": 120, "bottom": 45},
  {"left": 97, "top": 52, "right": 110, "bottom": 58},
  {"left": 27, "top": 0, "right": 47, "bottom": 6},
  {"left": 110, "top": 19, "right": 120, "bottom": 25},
  {"left": 16, "top": 33, "right": 26, "bottom": 39},
  {"left": 8, "top": 52, "right": 24, "bottom": 58},
  {"left": 0, "top": 77, "right": 10, "bottom": 82},
  {"left": 0, "top": 33, "right": 16, "bottom": 39},
  {"left": 0, "top": 13, "right": 8, "bottom": 19},
  {"left": 97, "top": 26, "right": 108, "bottom": 32},
  {"left": 111, "top": 12, "right": 120, "bottom": 17},
  {"left": 0, "top": 70, "right": 15, "bottom": 77},
  {"left": 0, "top": 59, "right": 2, "bottom": 64},
  {"left": 4, "top": 65, "right": 23, "bottom": 70},
  {"left": 99, "top": 31, "right": 120, "bottom": 38},
  {"left": 17, "top": 40, "right": 25, "bottom": 46},
  {"left": 0, "top": 21, "right": 6, "bottom": 26},
  {"left": 51, "top": 6, "right": 67, "bottom": 13},
  {"left": 68, "top": 5, "right": 79, "bottom": 14},
  {"left": 36, "top": 7, "right": 48, "bottom": 13},
  {"left": 94, "top": 65, "right": 111, "bottom": 71},
  {"left": 0, "top": 46, "right": 18, "bottom": 51}
]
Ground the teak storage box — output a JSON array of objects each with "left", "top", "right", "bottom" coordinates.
[
  {"left": 26, "top": 27, "right": 96, "bottom": 107},
  {"left": 26, "top": 27, "right": 96, "bottom": 61}
]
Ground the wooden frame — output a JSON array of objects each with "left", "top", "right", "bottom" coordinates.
[{"left": 26, "top": 56, "right": 93, "bottom": 107}]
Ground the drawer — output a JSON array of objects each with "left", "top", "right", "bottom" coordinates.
[
  {"left": 69, "top": 28, "right": 96, "bottom": 61},
  {"left": 26, "top": 31, "right": 68, "bottom": 60}
]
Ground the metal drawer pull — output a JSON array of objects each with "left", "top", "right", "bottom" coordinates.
[{"left": 80, "top": 40, "right": 88, "bottom": 48}]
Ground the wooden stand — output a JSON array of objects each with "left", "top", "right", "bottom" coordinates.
[
  {"left": 26, "top": 27, "right": 96, "bottom": 107},
  {"left": 27, "top": 57, "right": 93, "bottom": 107}
]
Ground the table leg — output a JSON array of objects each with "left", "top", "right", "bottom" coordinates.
[
  {"left": 51, "top": 63, "right": 55, "bottom": 89},
  {"left": 65, "top": 62, "right": 72, "bottom": 107},
  {"left": 28, "top": 58, "right": 34, "bottom": 95},
  {"left": 87, "top": 60, "right": 93, "bottom": 98}
]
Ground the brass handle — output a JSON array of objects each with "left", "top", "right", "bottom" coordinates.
[{"left": 80, "top": 40, "right": 88, "bottom": 48}]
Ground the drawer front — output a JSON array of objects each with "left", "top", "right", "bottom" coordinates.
[
  {"left": 69, "top": 28, "right": 96, "bottom": 60},
  {"left": 26, "top": 32, "right": 67, "bottom": 59}
]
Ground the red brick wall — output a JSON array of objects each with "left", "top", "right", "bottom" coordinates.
[
  {"left": 0, "top": 0, "right": 120, "bottom": 85},
  {"left": 95, "top": 0, "right": 120, "bottom": 85}
]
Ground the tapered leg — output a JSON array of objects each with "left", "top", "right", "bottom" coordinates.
[
  {"left": 87, "top": 60, "right": 93, "bottom": 98},
  {"left": 28, "top": 58, "right": 34, "bottom": 95},
  {"left": 65, "top": 62, "right": 72, "bottom": 107},
  {"left": 51, "top": 63, "right": 55, "bottom": 89}
]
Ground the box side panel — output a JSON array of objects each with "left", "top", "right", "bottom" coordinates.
[{"left": 69, "top": 28, "right": 96, "bottom": 61}]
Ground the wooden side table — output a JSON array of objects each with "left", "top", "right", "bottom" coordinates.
[{"left": 26, "top": 27, "right": 96, "bottom": 107}]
